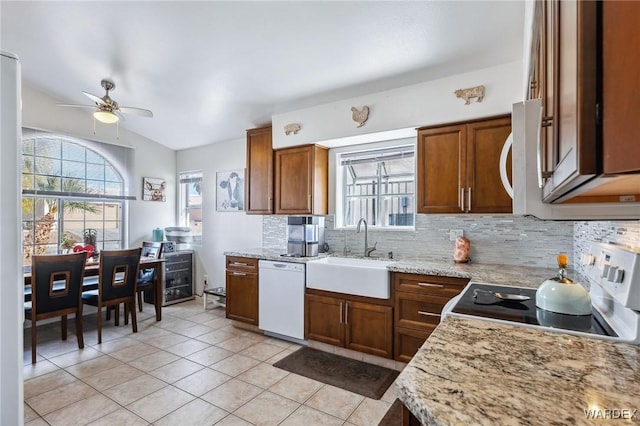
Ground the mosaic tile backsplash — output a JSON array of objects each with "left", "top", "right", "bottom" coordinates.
[{"left": 263, "top": 214, "right": 576, "bottom": 269}]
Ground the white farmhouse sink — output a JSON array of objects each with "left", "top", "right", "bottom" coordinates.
[{"left": 306, "top": 257, "right": 392, "bottom": 299}]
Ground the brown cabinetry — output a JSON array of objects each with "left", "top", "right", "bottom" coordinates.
[
  {"left": 417, "top": 116, "right": 512, "bottom": 214},
  {"left": 305, "top": 292, "right": 393, "bottom": 359},
  {"left": 245, "top": 126, "right": 273, "bottom": 214},
  {"left": 393, "top": 273, "right": 468, "bottom": 362},
  {"left": 225, "top": 256, "right": 258, "bottom": 325},
  {"left": 274, "top": 144, "right": 328, "bottom": 215}
]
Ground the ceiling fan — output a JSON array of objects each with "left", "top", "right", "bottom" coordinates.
[{"left": 59, "top": 79, "right": 153, "bottom": 124}]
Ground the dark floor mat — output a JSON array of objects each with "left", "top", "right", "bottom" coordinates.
[{"left": 273, "top": 347, "right": 399, "bottom": 400}]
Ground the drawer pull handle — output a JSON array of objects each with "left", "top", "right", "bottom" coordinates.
[
  {"left": 230, "top": 262, "right": 249, "bottom": 266},
  {"left": 418, "top": 283, "right": 444, "bottom": 288},
  {"left": 418, "top": 311, "right": 441, "bottom": 317},
  {"left": 232, "top": 271, "right": 247, "bottom": 276},
  {"left": 339, "top": 302, "right": 343, "bottom": 324}
]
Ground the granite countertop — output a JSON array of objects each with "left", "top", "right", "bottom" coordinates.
[
  {"left": 396, "top": 316, "right": 640, "bottom": 425},
  {"left": 223, "top": 249, "right": 560, "bottom": 286}
]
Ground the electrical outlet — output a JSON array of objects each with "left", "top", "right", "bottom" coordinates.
[{"left": 449, "top": 229, "right": 464, "bottom": 241}]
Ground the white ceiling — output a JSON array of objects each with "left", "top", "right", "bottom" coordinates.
[{"left": 1, "top": 1, "right": 525, "bottom": 151}]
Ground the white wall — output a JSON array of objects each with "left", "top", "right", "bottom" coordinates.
[
  {"left": 176, "top": 139, "right": 263, "bottom": 293},
  {"left": 272, "top": 61, "right": 522, "bottom": 149},
  {"left": 21, "top": 85, "right": 176, "bottom": 246}
]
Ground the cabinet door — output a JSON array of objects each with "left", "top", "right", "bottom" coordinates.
[
  {"left": 344, "top": 301, "right": 393, "bottom": 359},
  {"left": 417, "top": 124, "right": 466, "bottom": 213},
  {"left": 305, "top": 294, "right": 343, "bottom": 346},
  {"left": 394, "top": 327, "right": 431, "bottom": 363},
  {"left": 275, "top": 145, "right": 314, "bottom": 214},
  {"left": 542, "top": 0, "right": 598, "bottom": 201},
  {"left": 225, "top": 270, "right": 258, "bottom": 325},
  {"left": 466, "top": 117, "right": 512, "bottom": 213},
  {"left": 603, "top": 1, "right": 640, "bottom": 174},
  {"left": 246, "top": 126, "right": 273, "bottom": 214}
]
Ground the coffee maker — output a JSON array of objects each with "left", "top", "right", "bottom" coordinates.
[{"left": 286, "top": 216, "right": 325, "bottom": 257}]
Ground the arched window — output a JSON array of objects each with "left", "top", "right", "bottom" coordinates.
[{"left": 21, "top": 128, "right": 134, "bottom": 266}]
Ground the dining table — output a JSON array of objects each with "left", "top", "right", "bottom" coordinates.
[{"left": 24, "top": 256, "right": 167, "bottom": 321}]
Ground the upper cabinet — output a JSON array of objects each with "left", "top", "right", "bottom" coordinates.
[
  {"left": 274, "top": 144, "right": 328, "bottom": 215},
  {"left": 417, "top": 115, "right": 512, "bottom": 214},
  {"left": 245, "top": 126, "right": 274, "bottom": 214},
  {"left": 530, "top": 0, "right": 640, "bottom": 202}
]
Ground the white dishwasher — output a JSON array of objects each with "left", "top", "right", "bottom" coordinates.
[{"left": 258, "top": 260, "right": 306, "bottom": 342}]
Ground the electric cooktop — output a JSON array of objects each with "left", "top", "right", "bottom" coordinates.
[{"left": 449, "top": 282, "right": 617, "bottom": 338}]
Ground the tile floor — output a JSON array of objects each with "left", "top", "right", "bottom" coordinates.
[{"left": 23, "top": 298, "right": 398, "bottom": 426}]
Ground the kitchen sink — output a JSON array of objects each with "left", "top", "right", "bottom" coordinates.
[{"left": 305, "top": 257, "right": 392, "bottom": 299}]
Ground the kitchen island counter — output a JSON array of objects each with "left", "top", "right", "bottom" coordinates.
[{"left": 396, "top": 315, "right": 640, "bottom": 425}]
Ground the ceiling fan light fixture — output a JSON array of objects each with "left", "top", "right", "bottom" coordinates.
[{"left": 93, "top": 109, "right": 119, "bottom": 124}]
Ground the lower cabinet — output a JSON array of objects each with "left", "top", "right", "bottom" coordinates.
[
  {"left": 393, "top": 272, "right": 468, "bottom": 362},
  {"left": 225, "top": 256, "right": 259, "bottom": 325},
  {"left": 305, "top": 292, "right": 393, "bottom": 359}
]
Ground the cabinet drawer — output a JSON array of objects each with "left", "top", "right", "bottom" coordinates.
[
  {"left": 395, "top": 292, "right": 449, "bottom": 331},
  {"left": 393, "top": 273, "right": 467, "bottom": 298},
  {"left": 226, "top": 256, "right": 258, "bottom": 272},
  {"left": 394, "top": 327, "right": 433, "bottom": 363}
]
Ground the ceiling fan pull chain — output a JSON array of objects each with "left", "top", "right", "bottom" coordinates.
[
  {"left": 93, "top": 117, "right": 96, "bottom": 135},
  {"left": 116, "top": 121, "right": 119, "bottom": 140}
]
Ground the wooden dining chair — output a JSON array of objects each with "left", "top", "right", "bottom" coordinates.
[
  {"left": 82, "top": 247, "right": 142, "bottom": 343},
  {"left": 137, "top": 241, "right": 163, "bottom": 312},
  {"left": 25, "top": 252, "right": 87, "bottom": 364}
]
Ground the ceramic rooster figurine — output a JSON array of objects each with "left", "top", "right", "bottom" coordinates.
[{"left": 351, "top": 105, "right": 369, "bottom": 127}]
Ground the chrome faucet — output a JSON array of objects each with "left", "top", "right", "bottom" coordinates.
[{"left": 356, "top": 218, "right": 377, "bottom": 257}]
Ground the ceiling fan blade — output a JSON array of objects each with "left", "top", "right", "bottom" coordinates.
[
  {"left": 113, "top": 110, "right": 126, "bottom": 122},
  {"left": 82, "top": 91, "right": 107, "bottom": 106},
  {"left": 118, "top": 106, "right": 153, "bottom": 118},
  {"left": 58, "top": 103, "right": 95, "bottom": 110}
]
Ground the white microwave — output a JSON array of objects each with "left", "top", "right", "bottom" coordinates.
[{"left": 499, "top": 99, "right": 639, "bottom": 220}]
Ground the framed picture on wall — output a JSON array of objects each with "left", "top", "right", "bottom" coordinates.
[
  {"left": 216, "top": 170, "right": 244, "bottom": 211},
  {"left": 142, "top": 177, "right": 167, "bottom": 202}
]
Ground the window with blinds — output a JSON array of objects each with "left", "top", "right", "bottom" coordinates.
[
  {"left": 339, "top": 144, "right": 415, "bottom": 228},
  {"left": 178, "top": 171, "right": 203, "bottom": 241}
]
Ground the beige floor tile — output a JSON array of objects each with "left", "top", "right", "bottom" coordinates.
[
  {"left": 234, "top": 391, "right": 300, "bottom": 426},
  {"left": 141, "top": 332, "right": 190, "bottom": 349},
  {"left": 23, "top": 347, "right": 46, "bottom": 365},
  {"left": 48, "top": 346, "right": 103, "bottom": 368},
  {"left": 128, "top": 326, "right": 172, "bottom": 341},
  {"left": 268, "top": 374, "right": 323, "bottom": 403},
  {"left": 165, "top": 338, "right": 212, "bottom": 357},
  {"left": 64, "top": 354, "right": 124, "bottom": 378},
  {"left": 239, "top": 342, "right": 285, "bottom": 361},
  {"left": 27, "top": 380, "right": 97, "bottom": 415},
  {"left": 155, "top": 398, "right": 228, "bottom": 426},
  {"left": 23, "top": 359, "right": 60, "bottom": 380},
  {"left": 82, "top": 364, "right": 145, "bottom": 391},
  {"left": 211, "top": 353, "right": 261, "bottom": 376},
  {"left": 195, "top": 329, "right": 236, "bottom": 345},
  {"left": 84, "top": 407, "right": 149, "bottom": 426},
  {"left": 214, "top": 336, "right": 257, "bottom": 352},
  {"left": 92, "top": 336, "right": 139, "bottom": 354},
  {"left": 213, "top": 414, "right": 253, "bottom": 425},
  {"left": 108, "top": 342, "right": 160, "bottom": 362},
  {"left": 304, "top": 385, "right": 364, "bottom": 420},
  {"left": 173, "top": 368, "right": 231, "bottom": 396},
  {"left": 24, "top": 369, "right": 77, "bottom": 399},
  {"left": 149, "top": 358, "right": 204, "bottom": 383},
  {"left": 186, "top": 312, "right": 222, "bottom": 324},
  {"left": 127, "top": 350, "right": 180, "bottom": 372},
  {"left": 202, "top": 317, "right": 232, "bottom": 330},
  {"left": 33, "top": 335, "right": 84, "bottom": 359},
  {"left": 347, "top": 397, "right": 392, "bottom": 426},
  {"left": 43, "top": 394, "right": 120, "bottom": 426},
  {"left": 382, "top": 382, "right": 399, "bottom": 403},
  {"left": 158, "top": 317, "right": 199, "bottom": 332},
  {"left": 200, "top": 378, "right": 262, "bottom": 412},
  {"left": 265, "top": 347, "right": 297, "bottom": 365},
  {"left": 83, "top": 327, "right": 130, "bottom": 346},
  {"left": 102, "top": 374, "right": 167, "bottom": 406},
  {"left": 126, "top": 385, "right": 195, "bottom": 423},
  {"left": 236, "top": 362, "right": 289, "bottom": 389},
  {"left": 25, "top": 418, "right": 49, "bottom": 426},
  {"left": 186, "top": 345, "right": 234, "bottom": 366},
  {"left": 279, "top": 405, "right": 344, "bottom": 426},
  {"left": 24, "top": 402, "right": 39, "bottom": 422},
  {"left": 176, "top": 324, "right": 213, "bottom": 338},
  {"left": 261, "top": 337, "right": 298, "bottom": 349}
]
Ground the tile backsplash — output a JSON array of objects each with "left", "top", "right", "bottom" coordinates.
[{"left": 263, "top": 214, "right": 575, "bottom": 269}]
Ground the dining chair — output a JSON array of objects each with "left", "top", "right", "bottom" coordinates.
[
  {"left": 136, "top": 241, "right": 163, "bottom": 312},
  {"left": 82, "top": 247, "right": 142, "bottom": 343},
  {"left": 25, "top": 252, "right": 87, "bottom": 364}
]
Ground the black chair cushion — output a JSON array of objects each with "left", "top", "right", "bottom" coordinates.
[{"left": 81, "top": 290, "right": 99, "bottom": 305}]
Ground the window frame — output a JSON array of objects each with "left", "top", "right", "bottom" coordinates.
[{"left": 178, "top": 171, "right": 203, "bottom": 243}]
